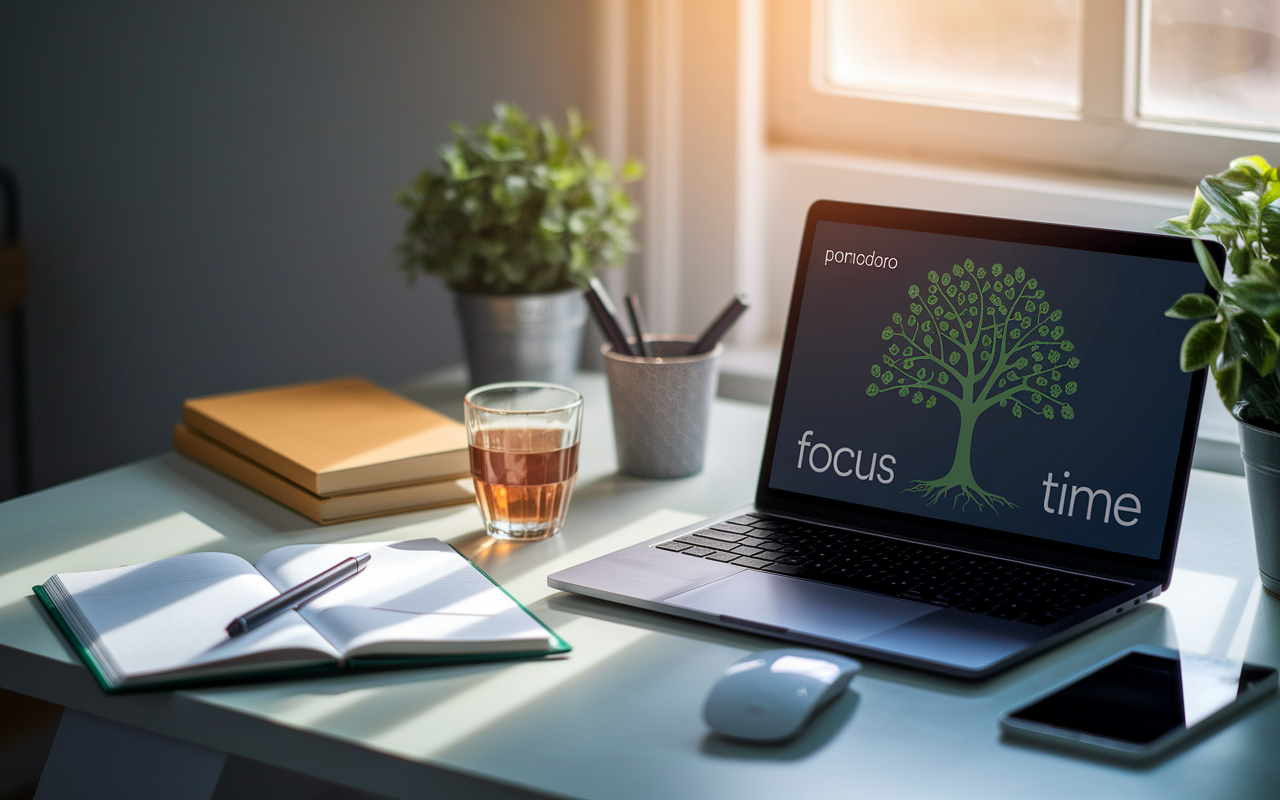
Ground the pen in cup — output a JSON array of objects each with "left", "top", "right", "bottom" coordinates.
[
  {"left": 585, "top": 278, "right": 635, "bottom": 356},
  {"left": 626, "top": 293, "right": 654, "bottom": 358},
  {"left": 688, "top": 295, "right": 748, "bottom": 355},
  {"left": 226, "top": 552, "right": 371, "bottom": 637}
]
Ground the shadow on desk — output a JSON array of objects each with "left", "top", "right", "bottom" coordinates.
[
  {"left": 0, "top": 687, "right": 61, "bottom": 800},
  {"left": 162, "top": 454, "right": 319, "bottom": 535}
]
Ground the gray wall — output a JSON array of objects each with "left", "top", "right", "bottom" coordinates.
[{"left": 0, "top": 1, "right": 594, "bottom": 491}]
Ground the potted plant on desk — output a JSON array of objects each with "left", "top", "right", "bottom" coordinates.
[
  {"left": 396, "top": 103, "right": 642, "bottom": 387},
  {"left": 1162, "top": 155, "right": 1280, "bottom": 596}
]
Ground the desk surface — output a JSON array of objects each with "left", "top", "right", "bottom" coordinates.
[{"left": 0, "top": 371, "right": 1276, "bottom": 800}]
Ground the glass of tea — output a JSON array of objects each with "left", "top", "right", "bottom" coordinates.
[{"left": 463, "top": 382, "right": 584, "bottom": 541}]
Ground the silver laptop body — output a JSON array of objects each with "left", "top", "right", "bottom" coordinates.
[{"left": 550, "top": 201, "right": 1211, "bottom": 679}]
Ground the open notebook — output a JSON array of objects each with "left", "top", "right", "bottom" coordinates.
[{"left": 35, "top": 539, "right": 568, "bottom": 692}]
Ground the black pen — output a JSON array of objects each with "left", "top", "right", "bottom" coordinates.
[
  {"left": 585, "top": 278, "right": 635, "bottom": 356},
  {"left": 626, "top": 293, "right": 653, "bottom": 357},
  {"left": 688, "top": 295, "right": 749, "bottom": 355},
  {"left": 226, "top": 553, "right": 371, "bottom": 637}
]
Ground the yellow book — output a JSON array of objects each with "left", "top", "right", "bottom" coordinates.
[
  {"left": 182, "top": 377, "right": 469, "bottom": 495},
  {"left": 174, "top": 424, "right": 474, "bottom": 524}
]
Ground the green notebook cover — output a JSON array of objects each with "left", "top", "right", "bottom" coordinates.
[{"left": 34, "top": 545, "right": 570, "bottom": 694}]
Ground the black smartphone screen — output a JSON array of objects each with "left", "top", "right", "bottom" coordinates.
[{"left": 1008, "top": 651, "right": 1276, "bottom": 744}]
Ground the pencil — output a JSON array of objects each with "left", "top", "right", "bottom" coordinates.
[
  {"left": 586, "top": 278, "right": 635, "bottom": 356},
  {"left": 626, "top": 293, "right": 654, "bottom": 357},
  {"left": 688, "top": 295, "right": 748, "bottom": 355}
]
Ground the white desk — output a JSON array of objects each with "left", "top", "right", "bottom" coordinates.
[{"left": 0, "top": 372, "right": 1277, "bottom": 799}]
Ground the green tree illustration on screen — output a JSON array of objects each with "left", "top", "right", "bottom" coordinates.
[{"left": 866, "top": 259, "right": 1080, "bottom": 511}]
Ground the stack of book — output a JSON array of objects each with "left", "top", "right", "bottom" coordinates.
[{"left": 174, "top": 377, "right": 474, "bottom": 524}]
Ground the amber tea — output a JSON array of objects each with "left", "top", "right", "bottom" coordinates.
[{"left": 471, "top": 429, "right": 579, "bottom": 539}]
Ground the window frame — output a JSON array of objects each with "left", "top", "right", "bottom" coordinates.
[
  {"left": 1130, "top": 0, "right": 1280, "bottom": 139},
  {"left": 765, "top": 0, "right": 1280, "bottom": 185}
]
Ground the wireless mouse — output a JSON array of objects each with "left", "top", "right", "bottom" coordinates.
[{"left": 703, "top": 648, "right": 861, "bottom": 743}]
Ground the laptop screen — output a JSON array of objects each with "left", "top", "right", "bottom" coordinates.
[{"left": 764, "top": 208, "right": 1208, "bottom": 563}]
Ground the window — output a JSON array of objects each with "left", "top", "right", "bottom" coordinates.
[
  {"left": 824, "top": 0, "right": 1083, "bottom": 116},
  {"left": 766, "top": 0, "right": 1280, "bottom": 183},
  {"left": 1140, "top": 0, "right": 1280, "bottom": 132}
]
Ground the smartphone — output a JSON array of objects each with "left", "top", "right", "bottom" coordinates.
[{"left": 1000, "top": 645, "right": 1277, "bottom": 761}]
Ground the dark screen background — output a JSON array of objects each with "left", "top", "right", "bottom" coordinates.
[{"left": 768, "top": 221, "right": 1203, "bottom": 559}]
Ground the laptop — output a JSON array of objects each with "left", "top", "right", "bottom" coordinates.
[{"left": 549, "top": 200, "right": 1214, "bottom": 679}]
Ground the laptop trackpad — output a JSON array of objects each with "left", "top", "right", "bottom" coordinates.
[{"left": 663, "top": 571, "right": 937, "bottom": 642}]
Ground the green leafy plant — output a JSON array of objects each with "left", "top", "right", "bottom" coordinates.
[
  {"left": 395, "top": 103, "right": 642, "bottom": 295},
  {"left": 1162, "top": 156, "right": 1280, "bottom": 428},
  {"left": 868, "top": 259, "right": 1079, "bottom": 511}
]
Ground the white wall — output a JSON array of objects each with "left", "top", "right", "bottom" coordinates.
[{"left": 636, "top": 0, "right": 742, "bottom": 339}]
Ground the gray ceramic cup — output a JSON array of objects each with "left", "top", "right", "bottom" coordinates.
[{"left": 603, "top": 335, "right": 723, "bottom": 479}]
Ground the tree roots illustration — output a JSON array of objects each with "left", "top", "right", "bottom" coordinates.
[{"left": 904, "top": 477, "right": 1016, "bottom": 512}]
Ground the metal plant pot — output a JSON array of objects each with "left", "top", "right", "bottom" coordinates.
[
  {"left": 454, "top": 289, "right": 587, "bottom": 388},
  {"left": 1236, "top": 408, "right": 1280, "bottom": 597}
]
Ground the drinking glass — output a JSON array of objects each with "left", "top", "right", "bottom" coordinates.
[{"left": 464, "top": 382, "right": 583, "bottom": 541}]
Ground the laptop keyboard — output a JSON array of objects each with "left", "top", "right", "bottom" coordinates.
[{"left": 656, "top": 513, "right": 1130, "bottom": 626}]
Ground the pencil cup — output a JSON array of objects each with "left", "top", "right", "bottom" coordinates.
[{"left": 603, "top": 335, "right": 723, "bottom": 479}]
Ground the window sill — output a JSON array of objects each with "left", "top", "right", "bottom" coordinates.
[
  {"left": 719, "top": 342, "right": 782, "bottom": 406},
  {"left": 768, "top": 146, "right": 1194, "bottom": 232}
]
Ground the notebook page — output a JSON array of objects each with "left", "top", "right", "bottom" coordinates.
[
  {"left": 49, "top": 552, "right": 340, "bottom": 684},
  {"left": 254, "top": 540, "right": 552, "bottom": 657}
]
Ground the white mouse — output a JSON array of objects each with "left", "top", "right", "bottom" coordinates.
[{"left": 703, "top": 648, "right": 861, "bottom": 743}]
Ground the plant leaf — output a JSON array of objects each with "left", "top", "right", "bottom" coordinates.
[
  {"left": 1165, "top": 293, "right": 1218, "bottom": 319},
  {"left": 621, "top": 158, "right": 645, "bottom": 182},
  {"left": 1187, "top": 190, "right": 1211, "bottom": 229},
  {"left": 1217, "top": 167, "right": 1261, "bottom": 192},
  {"left": 1212, "top": 359, "right": 1243, "bottom": 408},
  {"left": 1262, "top": 205, "right": 1280, "bottom": 256},
  {"left": 1231, "top": 155, "right": 1272, "bottom": 177},
  {"left": 1230, "top": 275, "right": 1280, "bottom": 318},
  {"left": 1239, "top": 360, "right": 1280, "bottom": 423},
  {"left": 1235, "top": 311, "right": 1280, "bottom": 376},
  {"left": 394, "top": 103, "right": 644, "bottom": 293},
  {"left": 1228, "top": 245, "right": 1252, "bottom": 279},
  {"left": 1159, "top": 217, "right": 1195, "bottom": 237},
  {"left": 1199, "top": 176, "right": 1249, "bottom": 223},
  {"left": 1258, "top": 180, "right": 1280, "bottom": 212},
  {"left": 1181, "top": 319, "right": 1226, "bottom": 371},
  {"left": 1192, "top": 239, "right": 1227, "bottom": 293}
]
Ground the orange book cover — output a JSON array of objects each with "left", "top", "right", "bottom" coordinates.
[
  {"left": 182, "top": 377, "right": 469, "bottom": 495},
  {"left": 173, "top": 424, "right": 474, "bottom": 524}
]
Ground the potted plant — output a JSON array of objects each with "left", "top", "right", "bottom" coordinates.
[
  {"left": 396, "top": 103, "right": 642, "bottom": 387},
  {"left": 1162, "top": 155, "right": 1280, "bottom": 596}
]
